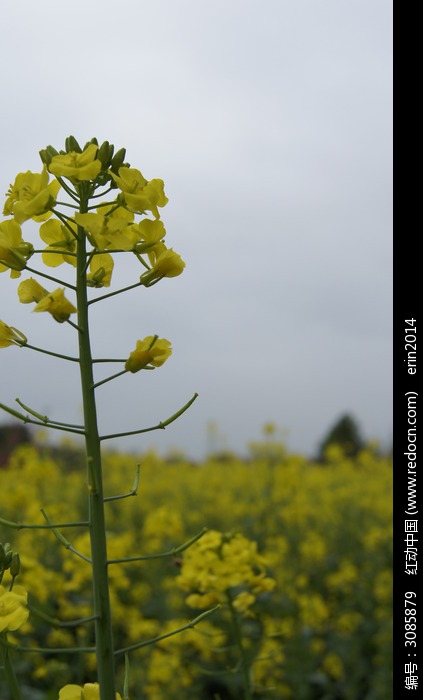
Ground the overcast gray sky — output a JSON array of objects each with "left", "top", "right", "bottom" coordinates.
[{"left": 0, "top": 0, "right": 392, "bottom": 459}]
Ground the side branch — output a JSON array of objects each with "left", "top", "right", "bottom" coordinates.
[
  {"left": 104, "top": 465, "right": 140, "bottom": 502},
  {"left": 114, "top": 606, "right": 220, "bottom": 656},
  {"left": 0, "top": 638, "right": 95, "bottom": 655},
  {"left": 93, "top": 369, "right": 127, "bottom": 390},
  {"left": 24, "top": 343, "right": 79, "bottom": 362},
  {"left": 28, "top": 605, "right": 98, "bottom": 629},
  {"left": 108, "top": 528, "right": 207, "bottom": 565},
  {"left": 25, "top": 265, "right": 76, "bottom": 291},
  {"left": 100, "top": 393, "right": 198, "bottom": 441},
  {"left": 0, "top": 403, "right": 85, "bottom": 436},
  {"left": 41, "top": 509, "right": 92, "bottom": 563},
  {"left": 88, "top": 281, "right": 144, "bottom": 305},
  {"left": 0, "top": 515, "right": 88, "bottom": 531}
]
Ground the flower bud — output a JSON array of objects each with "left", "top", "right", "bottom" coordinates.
[
  {"left": 0, "top": 544, "right": 5, "bottom": 566},
  {"left": 97, "top": 141, "right": 113, "bottom": 169},
  {"left": 40, "top": 145, "right": 59, "bottom": 166},
  {"left": 83, "top": 137, "right": 99, "bottom": 150},
  {"left": 111, "top": 148, "right": 127, "bottom": 174},
  {"left": 65, "top": 135, "right": 82, "bottom": 153},
  {"left": 10, "top": 553, "right": 21, "bottom": 578}
]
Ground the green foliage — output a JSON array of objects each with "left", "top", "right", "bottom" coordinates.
[{"left": 317, "top": 413, "right": 365, "bottom": 462}]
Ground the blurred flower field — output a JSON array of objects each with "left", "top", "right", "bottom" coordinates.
[{"left": 0, "top": 441, "right": 392, "bottom": 699}]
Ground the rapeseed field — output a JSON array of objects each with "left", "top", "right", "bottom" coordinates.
[{"left": 1, "top": 441, "right": 392, "bottom": 699}]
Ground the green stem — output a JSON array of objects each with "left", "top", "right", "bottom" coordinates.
[
  {"left": 0, "top": 515, "right": 88, "bottom": 530},
  {"left": 89, "top": 186, "right": 114, "bottom": 199},
  {"left": 114, "top": 606, "right": 220, "bottom": 656},
  {"left": 28, "top": 604, "right": 97, "bottom": 628},
  {"left": 89, "top": 201, "right": 119, "bottom": 212},
  {"left": 92, "top": 369, "right": 127, "bottom": 389},
  {"left": 108, "top": 528, "right": 207, "bottom": 564},
  {"left": 227, "top": 595, "right": 253, "bottom": 700},
  {"left": 55, "top": 176, "right": 80, "bottom": 203},
  {"left": 32, "top": 249, "right": 77, "bottom": 257},
  {"left": 100, "top": 393, "right": 198, "bottom": 441},
  {"left": 92, "top": 358, "right": 127, "bottom": 363},
  {"left": 66, "top": 319, "right": 83, "bottom": 332},
  {"left": 104, "top": 465, "right": 140, "bottom": 502},
  {"left": 1, "top": 640, "right": 95, "bottom": 655},
  {"left": 55, "top": 201, "right": 80, "bottom": 208},
  {"left": 0, "top": 403, "right": 85, "bottom": 435},
  {"left": 88, "top": 281, "right": 143, "bottom": 305},
  {"left": 24, "top": 343, "right": 79, "bottom": 362},
  {"left": 76, "top": 187, "right": 116, "bottom": 699},
  {"left": 0, "top": 636, "right": 23, "bottom": 700},
  {"left": 41, "top": 509, "right": 92, "bottom": 563},
  {"left": 24, "top": 265, "right": 76, "bottom": 291}
]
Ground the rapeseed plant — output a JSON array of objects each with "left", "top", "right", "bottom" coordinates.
[{"left": 0, "top": 135, "right": 205, "bottom": 700}]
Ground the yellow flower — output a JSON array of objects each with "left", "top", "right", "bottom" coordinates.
[
  {"left": 233, "top": 591, "right": 256, "bottom": 613},
  {"left": 186, "top": 592, "right": 220, "bottom": 609},
  {"left": 251, "top": 574, "right": 277, "bottom": 595},
  {"left": 34, "top": 289, "right": 77, "bottom": 323},
  {"left": 0, "top": 584, "right": 29, "bottom": 632},
  {"left": 140, "top": 248, "right": 185, "bottom": 285},
  {"left": 18, "top": 279, "right": 77, "bottom": 323},
  {"left": 125, "top": 336, "right": 172, "bottom": 373},
  {"left": 178, "top": 530, "right": 276, "bottom": 614},
  {"left": 131, "top": 219, "right": 167, "bottom": 253},
  {"left": 110, "top": 166, "right": 147, "bottom": 193},
  {"left": 18, "top": 278, "right": 48, "bottom": 304},
  {"left": 49, "top": 144, "right": 102, "bottom": 181},
  {"left": 111, "top": 166, "right": 168, "bottom": 219},
  {"left": 75, "top": 210, "right": 136, "bottom": 251},
  {"left": 3, "top": 167, "right": 60, "bottom": 223},
  {"left": 87, "top": 253, "right": 114, "bottom": 287},
  {"left": 58, "top": 683, "right": 122, "bottom": 700},
  {"left": 0, "top": 219, "right": 33, "bottom": 276},
  {"left": 321, "top": 652, "right": 344, "bottom": 680},
  {"left": 0, "top": 320, "right": 27, "bottom": 348},
  {"left": 39, "top": 219, "right": 77, "bottom": 267}
]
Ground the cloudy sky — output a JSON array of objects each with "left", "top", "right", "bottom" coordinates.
[{"left": 0, "top": 0, "right": 392, "bottom": 459}]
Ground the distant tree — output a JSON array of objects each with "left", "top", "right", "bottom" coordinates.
[
  {"left": 0, "top": 423, "right": 32, "bottom": 467},
  {"left": 317, "top": 413, "right": 364, "bottom": 462}
]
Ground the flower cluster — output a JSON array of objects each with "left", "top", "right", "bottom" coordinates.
[
  {"left": 1, "top": 136, "right": 182, "bottom": 370},
  {"left": 1, "top": 137, "right": 185, "bottom": 285},
  {"left": 177, "top": 530, "right": 276, "bottom": 614}
]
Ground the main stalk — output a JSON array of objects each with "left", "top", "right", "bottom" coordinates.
[{"left": 76, "top": 185, "right": 116, "bottom": 699}]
